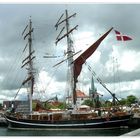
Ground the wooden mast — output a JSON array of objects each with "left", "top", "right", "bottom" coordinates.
[
  {"left": 55, "top": 10, "right": 78, "bottom": 107},
  {"left": 22, "top": 17, "right": 35, "bottom": 114},
  {"left": 28, "top": 17, "right": 34, "bottom": 113}
]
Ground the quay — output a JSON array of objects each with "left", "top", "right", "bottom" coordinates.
[
  {"left": 0, "top": 111, "right": 7, "bottom": 126},
  {"left": 128, "top": 113, "right": 140, "bottom": 128},
  {"left": 122, "top": 113, "right": 140, "bottom": 136},
  {"left": 0, "top": 117, "right": 7, "bottom": 126},
  {"left": 122, "top": 128, "right": 140, "bottom": 136}
]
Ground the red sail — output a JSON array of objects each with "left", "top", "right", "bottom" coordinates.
[{"left": 73, "top": 27, "right": 113, "bottom": 81}]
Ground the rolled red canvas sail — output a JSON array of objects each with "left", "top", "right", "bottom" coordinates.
[{"left": 73, "top": 27, "right": 113, "bottom": 82}]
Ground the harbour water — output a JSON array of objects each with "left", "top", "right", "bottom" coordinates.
[{"left": 0, "top": 127, "right": 135, "bottom": 136}]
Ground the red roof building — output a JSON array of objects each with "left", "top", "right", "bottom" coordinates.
[
  {"left": 76, "top": 90, "right": 89, "bottom": 98},
  {"left": 66, "top": 90, "right": 89, "bottom": 106}
]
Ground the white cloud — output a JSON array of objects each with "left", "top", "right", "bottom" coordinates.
[
  {"left": 119, "top": 51, "right": 140, "bottom": 72},
  {"left": 34, "top": 69, "right": 68, "bottom": 101}
]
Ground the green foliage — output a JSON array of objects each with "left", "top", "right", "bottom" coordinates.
[
  {"left": 119, "top": 98, "right": 127, "bottom": 105},
  {"left": 102, "top": 95, "right": 137, "bottom": 107},
  {"left": 103, "top": 100, "right": 112, "bottom": 107},
  {"left": 42, "top": 102, "right": 66, "bottom": 110},
  {"left": 82, "top": 99, "right": 94, "bottom": 107},
  {"left": 32, "top": 102, "right": 37, "bottom": 111},
  {"left": 58, "top": 102, "right": 66, "bottom": 109},
  {"left": 126, "top": 95, "right": 137, "bottom": 106},
  {"left": 43, "top": 102, "right": 52, "bottom": 110}
]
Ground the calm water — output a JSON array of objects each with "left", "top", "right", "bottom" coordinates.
[{"left": 0, "top": 127, "right": 135, "bottom": 136}]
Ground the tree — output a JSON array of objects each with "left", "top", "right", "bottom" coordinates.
[
  {"left": 119, "top": 98, "right": 127, "bottom": 106},
  {"left": 126, "top": 95, "right": 137, "bottom": 106},
  {"left": 57, "top": 102, "right": 66, "bottom": 109},
  {"left": 103, "top": 100, "right": 112, "bottom": 107},
  {"left": 32, "top": 102, "right": 37, "bottom": 111},
  {"left": 82, "top": 99, "right": 94, "bottom": 107},
  {"left": 43, "top": 102, "right": 52, "bottom": 110}
]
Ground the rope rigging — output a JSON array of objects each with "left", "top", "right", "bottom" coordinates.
[{"left": 84, "top": 61, "right": 120, "bottom": 103}]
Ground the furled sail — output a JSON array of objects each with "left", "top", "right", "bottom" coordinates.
[{"left": 73, "top": 27, "right": 113, "bottom": 82}]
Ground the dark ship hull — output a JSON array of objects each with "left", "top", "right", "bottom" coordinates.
[{"left": 5, "top": 114, "right": 132, "bottom": 130}]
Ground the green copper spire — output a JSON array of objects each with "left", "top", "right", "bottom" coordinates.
[{"left": 89, "top": 76, "right": 97, "bottom": 96}]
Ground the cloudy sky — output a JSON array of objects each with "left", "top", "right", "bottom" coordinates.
[{"left": 0, "top": 3, "right": 140, "bottom": 103}]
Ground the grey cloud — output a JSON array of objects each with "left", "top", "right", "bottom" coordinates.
[
  {"left": 101, "top": 70, "right": 140, "bottom": 84},
  {"left": 0, "top": 4, "right": 140, "bottom": 100}
]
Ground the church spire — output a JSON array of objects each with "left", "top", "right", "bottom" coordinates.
[{"left": 89, "top": 76, "right": 97, "bottom": 96}]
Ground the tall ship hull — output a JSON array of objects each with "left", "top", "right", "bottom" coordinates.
[{"left": 5, "top": 113, "right": 132, "bottom": 130}]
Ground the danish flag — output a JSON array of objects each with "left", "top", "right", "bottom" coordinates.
[{"left": 114, "top": 30, "right": 132, "bottom": 41}]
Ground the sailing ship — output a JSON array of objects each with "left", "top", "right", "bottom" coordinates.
[{"left": 4, "top": 10, "right": 133, "bottom": 130}]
